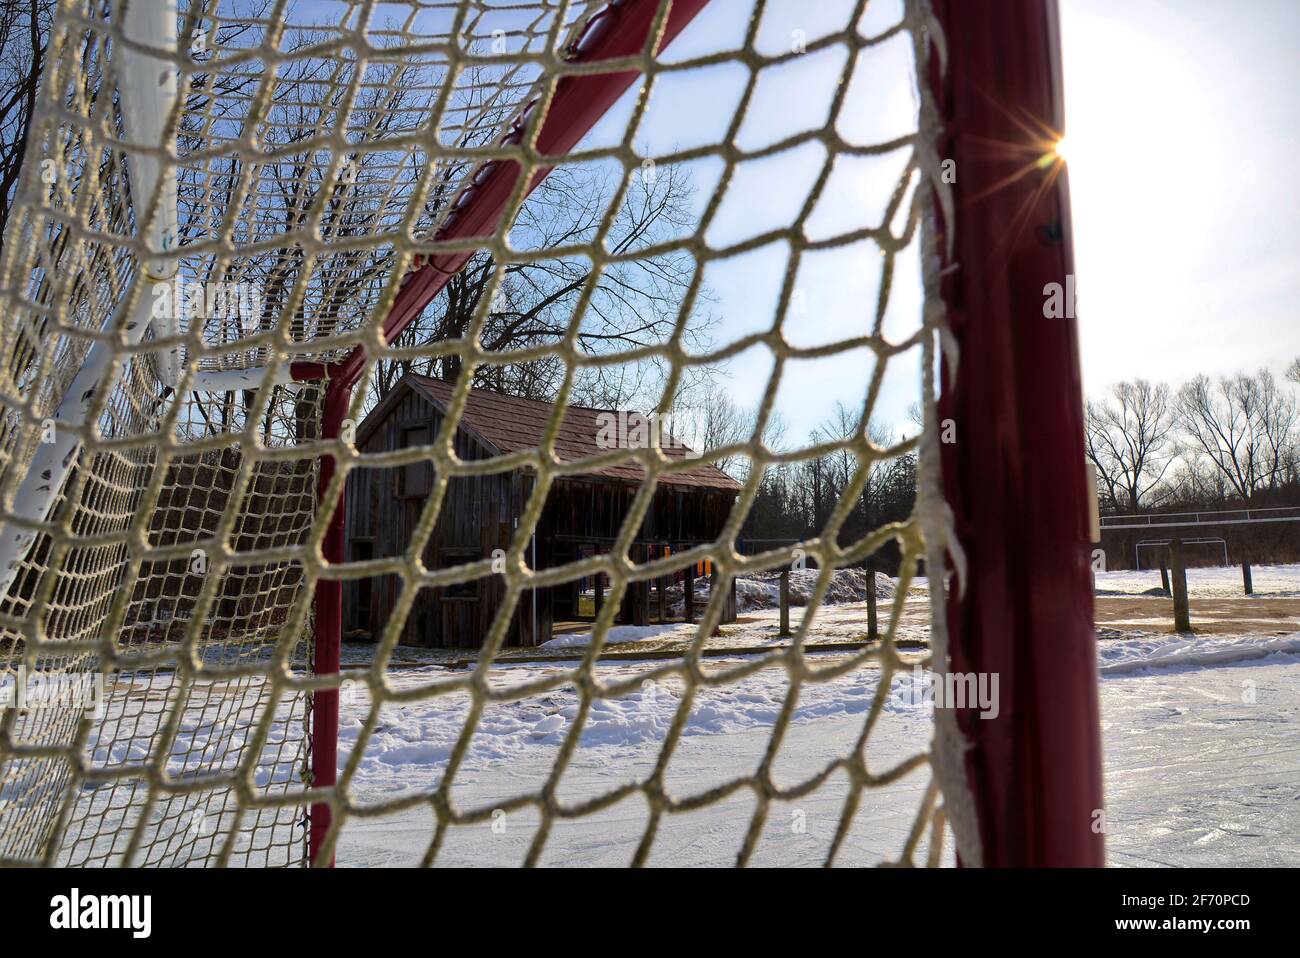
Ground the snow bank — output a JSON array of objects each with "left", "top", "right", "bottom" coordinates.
[
  {"left": 1098, "top": 632, "right": 1300, "bottom": 675},
  {"left": 666, "top": 567, "right": 894, "bottom": 616},
  {"left": 541, "top": 622, "right": 687, "bottom": 650}
]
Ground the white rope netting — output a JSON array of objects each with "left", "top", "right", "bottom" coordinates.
[{"left": 0, "top": 0, "right": 975, "bottom": 867}]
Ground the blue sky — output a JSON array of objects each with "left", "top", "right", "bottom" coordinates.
[
  {"left": 289, "top": 0, "right": 1299, "bottom": 442},
  {"left": 582, "top": 0, "right": 1300, "bottom": 443}
]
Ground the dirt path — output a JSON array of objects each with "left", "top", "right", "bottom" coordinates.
[
  {"left": 1094, "top": 595, "right": 1300, "bottom": 635},
  {"left": 338, "top": 595, "right": 1300, "bottom": 669}
]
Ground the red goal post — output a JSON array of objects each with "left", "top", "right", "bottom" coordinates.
[{"left": 930, "top": 0, "right": 1103, "bottom": 865}]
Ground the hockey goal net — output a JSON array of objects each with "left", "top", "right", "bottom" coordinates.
[{"left": 0, "top": 0, "right": 1100, "bottom": 867}]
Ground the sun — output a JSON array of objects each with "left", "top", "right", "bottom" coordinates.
[{"left": 1053, "top": 136, "right": 1070, "bottom": 162}]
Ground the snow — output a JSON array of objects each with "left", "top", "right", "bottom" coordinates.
[
  {"left": 336, "top": 562, "right": 1300, "bottom": 866},
  {"left": 339, "top": 696, "right": 944, "bottom": 867},
  {"left": 1100, "top": 652, "right": 1300, "bottom": 867},
  {"left": 333, "top": 654, "right": 947, "bottom": 867},
  {"left": 541, "top": 622, "right": 684, "bottom": 650},
  {"left": 1094, "top": 562, "right": 1300, "bottom": 598},
  {"left": 34, "top": 562, "right": 1298, "bottom": 866},
  {"left": 1098, "top": 632, "right": 1300, "bottom": 675},
  {"left": 334, "top": 617, "right": 1300, "bottom": 867},
  {"left": 338, "top": 657, "right": 930, "bottom": 779},
  {"left": 664, "top": 567, "right": 895, "bottom": 617}
]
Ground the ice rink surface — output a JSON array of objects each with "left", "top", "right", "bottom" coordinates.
[{"left": 334, "top": 565, "right": 1300, "bottom": 866}]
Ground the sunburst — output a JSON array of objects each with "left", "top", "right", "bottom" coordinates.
[{"left": 953, "top": 89, "right": 1071, "bottom": 262}]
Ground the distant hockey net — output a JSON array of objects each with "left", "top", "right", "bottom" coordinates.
[{"left": 0, "top": 0, "right": 1092, "bottom": 867}]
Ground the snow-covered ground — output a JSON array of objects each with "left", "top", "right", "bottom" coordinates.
[
  {"left": 334, "top": 622, "right": 1300, "bottom": 867},
  {"left": 330, "top": 649, "right": 951, "bottom": 868},
  {"left": 335, "top": 656, "right": 947, "bottom": 866},
  {"left": 1094, "top": 562, "right": 1300, "bottom": 597},
  {"left": 1101, "top": 644, "right": 1300, "bottom": 867},
  {"left": 31, "top": 563, "right": 1296, "bottom": 866}
]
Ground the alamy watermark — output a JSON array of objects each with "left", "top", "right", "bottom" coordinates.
[
  {"left": 49, "top": 888, "right": 151, "bottom": 938},
  {"left": 594, "top": 410, "right": 700, "bottom": 458},
  {"left": 151, "top": 277, "right": 265, "bottom": 325},
  {"left": 0, "top": 667, "right": 104, "bottom": 718},
  {"left": 895, "top": 664, "right": 1000, "bottom": 719}
]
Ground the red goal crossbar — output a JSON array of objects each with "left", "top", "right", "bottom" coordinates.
[{"left": 301, "top": 0, "right": 1103, "bottom": 868}]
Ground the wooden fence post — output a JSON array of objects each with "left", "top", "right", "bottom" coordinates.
[
  {"left": 1242, "top": 555, "right": 1253, "bottom": 596},
  {"left": 632, "top": 544, "right": 650, "bottom": 626},
  {"left": 1170, "top": 538, "right": 1191, "bottom": 633},
  {"left": 866, "top": 557, "right": 879, "bottom": 640},
  {"left": 779, "top": 569, "right": 790, "bottom": 637},
  {"left": 709, "top": 565, "right": 721, "bottom": 636}
]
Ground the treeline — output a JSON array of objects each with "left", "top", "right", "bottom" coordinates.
[
  {"left": 725, "top": 402, "right": 918, "bottom": 572},
  {"left": 731, "top": 359, "right": 1300, "bottom": 572},
  {"left": 1086, "top": 361, "right": 1300, "bottom": 514},
  {"left": 742, "top": 450, "right": 917, "bottom": 570},
  {"left": 1087, "top": 361, "right": 1300, "bottom": 569}
]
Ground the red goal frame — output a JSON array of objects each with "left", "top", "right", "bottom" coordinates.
[
  {"left": 302, "top": 0, "right": 1104, "bottom": 868},
  {"left": 931, "top": 0, "right": 1103, "bottom": 866}
]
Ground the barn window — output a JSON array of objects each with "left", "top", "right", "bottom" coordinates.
[
  {"left": 352, "top": 539, "right": 374, "bottom": 629},
  {"left": 438, "top": 547, "right": 479, "bottom": 600},
  {"left": 398, "top": 425, "right": 431, "bottom": 497}
]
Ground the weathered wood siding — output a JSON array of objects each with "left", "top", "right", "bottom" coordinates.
[
  {"left": 536, "top": 479, "right": 738, "bottom": 626},
  {"left": 344, "top": 388, "right": 549, "bottom": 648},
  {"left": 345, "top": 387, "right": 737, "bottom": 648}
]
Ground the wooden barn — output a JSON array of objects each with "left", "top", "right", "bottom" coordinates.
[{"left": 343, "top": 374, "right": 741, "bottom": 648}]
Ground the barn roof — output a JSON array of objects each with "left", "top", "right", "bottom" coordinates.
[{"left": 361, "top": 374, "right": 742, "bottom": 493}]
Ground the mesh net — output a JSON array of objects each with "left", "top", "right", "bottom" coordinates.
[{"left": 0, "top": 0, "right": 974, "bottom": 867}]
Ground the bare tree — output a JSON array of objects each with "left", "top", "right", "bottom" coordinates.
[
  {"left": 905, "top": 400, "right": 924, "bottom": 433},
  {"left": 0, "top": 0, "right": 54, "bottom": 258},
  {"left": 691, "top": 392, "right": 748, "bottom": 478},
  {"left": 1258, "top": 368, "right": 1300, "bottom": 488},
  {"left": 1177, "top": 370, "right": 1298, "bottom": 501},
  {"left": 374, "top": 160, "right": 710, "bottom": 412},
  {"left": 1163, "top": 454, "right": 1230, "bottom": 505},
  {"left": 159, "top": 13, "right": 711, "bottom": 440},
  {"left": 677, "top": 391, "right": 786, "bottom": 481},
  {"left": 737, "top": 400, "right": 918, "bottom": 547},
  {"left": 810, "top": 401, "right": 898, "bottom": 532},
  {"left": 1084, "top": 379, "right": 1176, "bottom": 513},
  {"left": 4, "top": 5, "right": 712, "bottom": 437}
]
